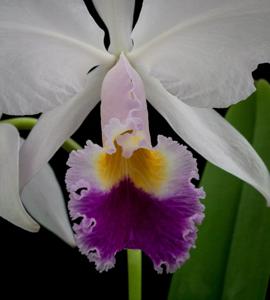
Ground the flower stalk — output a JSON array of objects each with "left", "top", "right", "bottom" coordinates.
[{"left": 128, "top": 250, "right": 142, "bottom": 300}]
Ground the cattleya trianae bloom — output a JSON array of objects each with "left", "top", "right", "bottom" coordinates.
[{"left": 0, "top": 0, "right": 270, "bottom": 273}]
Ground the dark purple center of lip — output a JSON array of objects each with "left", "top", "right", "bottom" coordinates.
[{"left": 69, "top": 178, "right": 204, "bottom": 272}]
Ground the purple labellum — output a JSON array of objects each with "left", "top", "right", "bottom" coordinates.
[{"left": 65, "top": 53, "right": 205, "bottom": 273}]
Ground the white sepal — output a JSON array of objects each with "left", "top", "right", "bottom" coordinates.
[
  {"left": 93, "top": 0, "right": 135, "bottom": 54},
  {"left": 19, "top": 66, "right": 109, "bottom": 189},
  {"left": 22, "top": 164, "right": 75, "bottom": 246},
  {"left": 0, "top": 124, "right": 40, "bottom": 231},
  {"left": 143, "top": 73, "right": 270, "bottom": 205}
]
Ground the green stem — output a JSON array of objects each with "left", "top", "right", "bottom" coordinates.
[
  {"left": 127, "top": 249, "right": 142, "bottom": 300},
  {"left": 0, "top": 117, "right": 82, "bottom": 151},
  {"left": 1, "top": 117, "right": 37, "bottom": 130}
]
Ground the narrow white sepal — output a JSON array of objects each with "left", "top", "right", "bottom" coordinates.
[
  {"left": 22, "top": 164, "right": 75, "bottom": 247},
  {"left": 142, "top": 73, "right": 270, "bottom": 205},
  {"left": 92, "top": 0, "right": 135, "bottom": 54},
  {"left": 19, "top": 66, "right": 110, "bottom": 190},
  {"left": 0, "top": 124, "right": 40, "bottom": 232}
]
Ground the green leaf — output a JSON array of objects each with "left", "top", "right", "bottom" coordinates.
[{"left": 168, "top": 80, "right": 270, "bottom": 300}]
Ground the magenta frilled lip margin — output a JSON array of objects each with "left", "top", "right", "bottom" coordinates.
[{"left": 65, "top": 54, "right": 205, "bottom": 273}]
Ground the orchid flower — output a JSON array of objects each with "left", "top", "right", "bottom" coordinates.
[{"left": 0, "top": 0, "right": 270, "bottom": 273}]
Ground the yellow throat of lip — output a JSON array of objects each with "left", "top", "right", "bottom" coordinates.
[{"left": 96, "top": 142, "right": 168, "bottom": 194}]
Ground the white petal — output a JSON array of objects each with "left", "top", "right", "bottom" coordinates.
[
  {"left": 130, "top": 0, "right": 270, "bottom": 108},
  {"left": 0, "top": 124, "right": 40, "bottom": 232},
  {"left": 142, "top": 73, "right": 270, "bottom": 205},
  {"left": 0, "top": 0, "right": 114, "bottom": 114},
  {"left": 22, "top": 163, "right": 75, "bottom": 247},
  {"left": 92, "top": 0, "right": 135, "bottom": 54},
  {"left": 19, "top": 66, "right": 109, "bottom": 190}
]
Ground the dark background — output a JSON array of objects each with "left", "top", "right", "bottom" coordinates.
[{"left": 1, "top": 1, "right": 270, "bottom": 299}]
